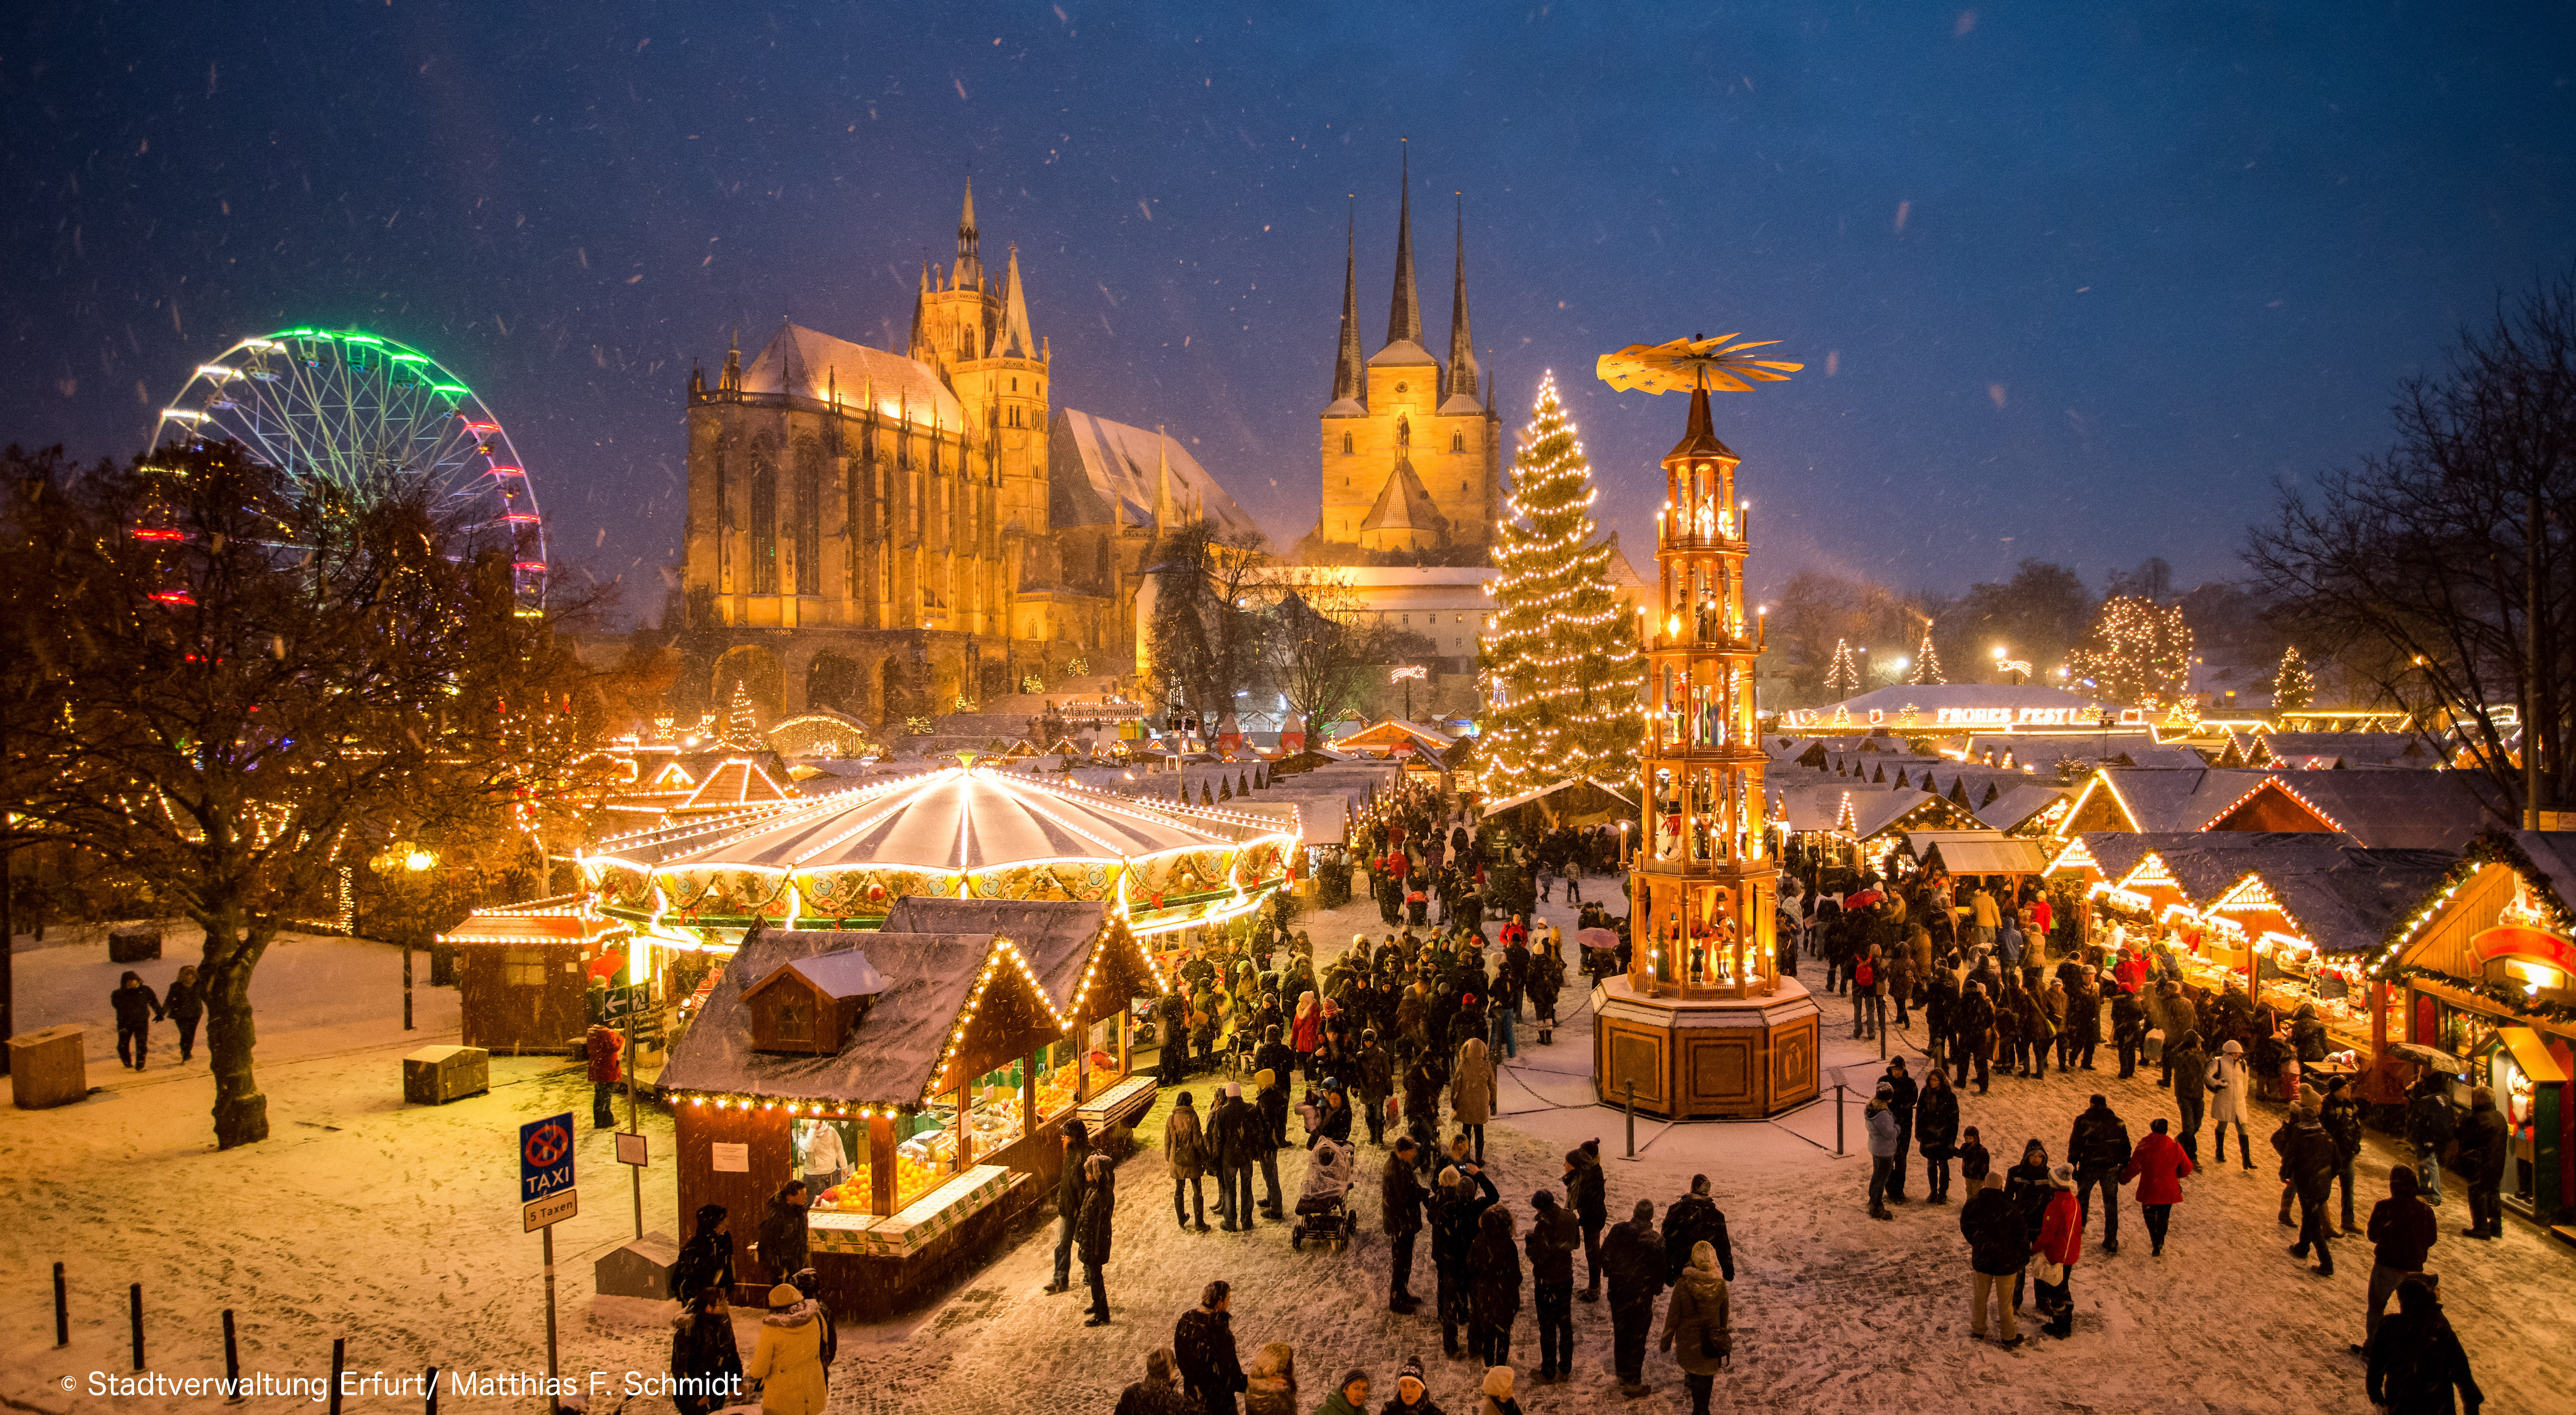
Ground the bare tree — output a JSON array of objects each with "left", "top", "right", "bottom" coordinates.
[
  {"left": 3, "top": 442, "right": 612, "bottom": 1148},
  {"left": 2245, "top": 270, "right": 2573, "bottom": 823},
  {"left": 1143, "top": 518, "right": 1271, "bottom": 724},
  {"left": 1257, "top": 566, "right": 1414, "bottom": 733}
]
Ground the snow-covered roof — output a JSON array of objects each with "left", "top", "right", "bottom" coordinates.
[
  {"left": 1976, "top": 783, "right": 2073, "bottom": 833},
  {"left": 740, "top": 323, "right": 965, "bottom": 429},
  {"left": 1906, "top": 831, "right": 2055, "bottom": 876},
  {"left": 879, "top": 898, "right": 1113, "bottom": 1012},
  {"left": 648, "top": 765, "right": 1260, "bottom": 874},
  {"left": 783, "top": 950, "right": 889, "bottom": 1000},
  {"left": 1049, "top": 409, "right": 1269, "bottom": 545}
]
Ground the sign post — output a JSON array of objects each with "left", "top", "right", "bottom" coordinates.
[
  {"left": 519, "top": 1112, "right": 576, "bottom": 1415},
  {"left": 604, "top": 984, "right": 648, "bottom": 1240}
]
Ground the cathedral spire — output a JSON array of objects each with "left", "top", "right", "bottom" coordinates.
[
  {"left": 1329, "top": 199, "right": 1362, "bottom": 407},
  {"left": 1386, "top": 140, "right": 1421, "bottom": 348},
  {"left": 955, "top": 179, "right": 983, "bottom": 288},
  {"left": 1153, "top": 425, "right": 1173, "bottom": 532},
  {"left": 1445, "top": 193, "right": 1479, "bottom": 404},
  {"left": 999, "top": 243, "right": 1036, "bottom": 358}
]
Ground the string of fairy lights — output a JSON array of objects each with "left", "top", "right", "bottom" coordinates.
[{"left": 1476, "top": 371, "right": 1647, "bottom": 796}]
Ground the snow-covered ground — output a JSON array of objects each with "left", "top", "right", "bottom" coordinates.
[{"left": 6, "top": 885, "right": 2568, "bottom": 1414}]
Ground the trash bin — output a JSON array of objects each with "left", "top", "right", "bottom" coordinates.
[{"left": 8, "top": 1025, "right": 90, "bottom": 1109}]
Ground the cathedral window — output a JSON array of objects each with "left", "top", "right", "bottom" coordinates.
[
  {"left": 1452, "top": 432, "right": 1464, "bottom": 453},
  {"left": 749, "top": 445, "right": 779, "bottom": 596},
  {"left": 794, "top": 444, "right": 822, "bottom": 595},
  {"left": 1342, "top": 433, "right": 1353, "bottom": 455}
]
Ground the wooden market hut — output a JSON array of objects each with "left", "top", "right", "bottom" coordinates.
[
  {"left": 658, "top": 916, "right": 1078, "bottom": 1315},
  {"left": 2379, "top": 830, "right": 2576, "bottom": 1232},
  {"left": 437, "top": 895, "right": 630, "bottom": 1054}
]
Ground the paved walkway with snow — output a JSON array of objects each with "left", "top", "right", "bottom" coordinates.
[{"left": 5, "top": 889, "right": 2568, "bottom": 1413}]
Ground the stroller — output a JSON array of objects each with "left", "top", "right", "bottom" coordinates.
[{"left": 1289, "top": 1137, "right": 1358, "bottom": 1252}]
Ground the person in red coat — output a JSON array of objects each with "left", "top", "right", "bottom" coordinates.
[
  {"left": 585, "top": 1024, "right": 625, "bottom": 1129},
  {"left": 2119, "top": 1117, "right": 2196, "bottom": 1256},
  {"left": 2032, "top": 1163, "right": 2083, "bottom": 1338}
]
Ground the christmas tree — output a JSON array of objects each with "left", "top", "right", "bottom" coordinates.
[
  {"left": 1822, "top": 638, "right": 1862, "bottom": 695},
  {"left": 1909, "top": 628, "right": 1946, "bottom": 685},
  {"left": 717, "top": 679, "right": 765, "bottom": 750},
  {"left": 2069, "top": 596, "right": 2194, "bottom": 708},
  {"left": 1476, "top": 373, "right": 1647, "bottom": 796},
  {"left": 2272, "top": 645, "right": 2316, "bottom": 712}
]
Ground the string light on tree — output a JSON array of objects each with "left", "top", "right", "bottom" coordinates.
[
  {"left": 2272, "top": 645, "right": 2316, "bottom": 712},
  {"left": 2069, "top": 595, "right": 2193, "bottom": 709},
  {"left": 1822, "top": 638, "right": 1861, "bottom": 694},
  {"left": 1909, "top": 628, "right": 1946, "bottom": 685},
  {"left": 1474, "top": 371, "right": 1646, "bottom": 797},
  {"left": 717, "top": 679, "right": 765, "bottom": 751}
]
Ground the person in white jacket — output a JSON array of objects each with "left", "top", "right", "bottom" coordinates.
[{"left": 2206, "top": 1039, "right": 2254, "bottom": 1170}]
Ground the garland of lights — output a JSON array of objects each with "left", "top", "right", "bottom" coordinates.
[{"left": 1475, "top": 372, "right": 1646, "bottom": 797}]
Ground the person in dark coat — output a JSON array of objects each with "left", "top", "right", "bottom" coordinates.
[
  {"left": 2363, "top": 1165, "right": 2439, "bottom": 1347},
  {"left": 756, "top": 1181, "right": 810, "bottom": 1284},
  {"left": 2366, "top": 1278, "right": 2483, "bottom": 1415},
  {"left": 162, "top": 965, "right": 206, "bottom": 1064},
  {"left": 2165, "top": 1030, "right": 2210, "bottom": 1163},
  {"left": 1049, "top": 1120, "right": 1094, "bottom": 1291},
  {"left": 1954, "top": 981, "right": 1996, "bottom": 1093},
  {"left": 1916, "top": 1066, "right": 1962, "bottom": 1202},
  {"left": 2274, "top": 1095, "right": 2341, "bottom": 1276},
  {"left": 1116, "top": 1349, "right": 1194, "bottom": 1415},
  {"left": 1565, "top": 1140, "right": 1608, "bottom": 1301},
  {"left": 1659, "top": 1174, "right": 1735, "bottom": 1282},
  {"left": 1383, "top": 1137, "right": 1430, "bottom": 1311},
  {"left": 667, "top": 1287, "right": 744, "bottom": 1415},
  {"left": 110, "top": 970, "right": 163, "bottom": 1069},
  {"left": 2320, "top": 1076, "right": 2367, "bottom": 1234},
  {"left": 1960, "top": 1170, "right": 2026, "bottom": 1344},
  {"left": 1076, "top": 1152, "right": 1117, "bottom": 1325},
  {"left": 1881, "top": 1057, "right": 1920, "bottom": 1200},
  {"left": 2067, "top": 1094, "right": 2134, "bottom": 1254},
  {"left": 2109, "top": 984, "right": 2146, "bottom": 1079},
  {"left": 1464, "top": 1203, "right": 1523, "bottom": 1367},
  {"left": 670, "top": 1204, "right": 734, "bottom": 1304},
  {"left": 2452, "top": 1086, "right": 2511, "bottom": 1241},
  {"left": 1432, "top": 1163, "right": 1500, "bottom": 1357},
  {"left": 1600, "top": 1198, "right": 1666, "bottom": 1397},
  {"left": 1175, "top": 1281, "right": 1247, "bottom": 1415},
  {"left": 2406, "top": 1073, "right": 2458, "bottom": 1207},
  {"left": 1354, "top": 1029, "right": 1396, "bottom": 1147},
  {"left": 1524, "top": 1189, "right": 1581, "bottom": 1381},
  {"left": 1253, "top": 1069, "right": 1291, "bottom": 1218},
  {"left": 1212, "top": 1083, "right": 1259, "bottom": 1231}
]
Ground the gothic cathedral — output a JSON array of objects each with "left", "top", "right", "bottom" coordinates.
[{"left": 1302, "top": 161, "right": 1502, "bottom": 563}]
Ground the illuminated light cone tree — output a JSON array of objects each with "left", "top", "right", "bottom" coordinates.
[
  {"left": 1475, "top": 372, "right": 1646, "bottom": 797},
  {"left": 1909, "top": 628, "right": 1946, "bottom": 685},
  {"left": 717, "top": 679, "right": 765, "bottom": 750},
  {"left": 2070, "top": 595, "right": 2194, "bottom": 708},
  {"left": 2272, "top": 645, "right": 2316, "bottom": 712},
  {"left": 1822, "top": 637, "right": 1862, "bottom": 694}
]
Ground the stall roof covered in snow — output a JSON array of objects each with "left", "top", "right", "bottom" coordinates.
[
  {"left": 658, "top": 926, "right": 1060, "bottom": 1107},
  {"left": 2228, "top": 847, "right": 2463, "bottom": 955},
  {"left": 879, "top": 898, "right": 1112, "bottom": 1011}
]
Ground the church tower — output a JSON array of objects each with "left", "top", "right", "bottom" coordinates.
[
  {"left": 908, "top": 181, "right": 1052, "bottom": 602},
  {"left": 1312, "top": 149, "right": 1501, "bottom": 560}
]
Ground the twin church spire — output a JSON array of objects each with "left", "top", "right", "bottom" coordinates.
[{"left": 1330, "top": 147, "right": 1479, "bottom": 411}]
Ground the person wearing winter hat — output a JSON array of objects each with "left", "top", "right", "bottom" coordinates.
[
  {"left": 1167, "top": 1091, "right": 1210, "bottom": 1233},
  {"left": 2205, "top": 1037, "right": 2254, "bottom": 1170},
  {"left": 1384, "top": 1358, "right": 1440, "bottom": 1413},
  {"left": 1475, "top": 1364, "right": 1521, "bottom": 1415},
  {"left": 742, "top": 1281, "right": 826, "bottom": 1415},
  {"left": 670, "top": 1204, "right": 734, "bottom": 1305},
  {"left": 110, "top": 970, "right": 163, "bottom": 1070},
  {"left": 2031, "top": 1164, "right": 2083, "bottom": 1338}
]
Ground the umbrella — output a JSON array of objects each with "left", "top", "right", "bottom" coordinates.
[
  {"left": 1576, "top": 927, "right": 1622, "bottom": 953},
  {"left": 2388, "top": 1043, "right": 2468, "bottom": 1075}
]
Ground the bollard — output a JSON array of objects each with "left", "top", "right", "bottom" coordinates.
[
  {"left": 1835, "top": 1083, "right": 1846, "bottom": 1155},
  {"left": 424, "top": 1365, "right": 439, "bottom": 1415},
  {"left": 128, "top": 1282, "right": 145, "bottom": 1369},
  {"left": 1879, "top": 1004, "right": 1889, "bottom": 1062},
  {"left": 328, "top": 1337, "right": 346, "bottom": 1414},
  {"left": 54, "top": 1262, "right": 67, "bottom": 1347},
  {"left": 223, "top": 1309, "right": 243, "bottom": 1403},
  {"left": 1623, "top": 1079, "right": 1637, "bottom": 1157}
]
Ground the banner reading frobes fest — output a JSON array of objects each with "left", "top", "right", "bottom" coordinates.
[{"left": 582, "top": 761, "right": 1296, "bottom": 949}]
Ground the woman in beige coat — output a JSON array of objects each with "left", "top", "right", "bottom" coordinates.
[
  {"left": 1658, "top": 1239, "right": 1731, "bottom": 1415},
  {"left": 1451, "top": 1036, "right": 1495, "bottom": 1163},
  {"left": 743, "top": 1282, "right": 827, "bottom": 1415}
]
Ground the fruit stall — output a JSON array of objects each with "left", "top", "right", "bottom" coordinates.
[{"left": 655, "top": 899, "right": 1170, "bottom": 1316}]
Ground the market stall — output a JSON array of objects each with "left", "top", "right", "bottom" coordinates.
[
  {"left": 2375, "top": 831, "right": 2576, "bottom": 1230},
  {"left": 657, "top": 911, "right": 1089, "bottom": 1316},
  {"left": 436, "top": 895, "right": 633, "bottom": 1055}
]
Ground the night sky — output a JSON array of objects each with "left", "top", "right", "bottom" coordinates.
[{"left": 8, "top": 3, "right": 2572, "bottom": 622}]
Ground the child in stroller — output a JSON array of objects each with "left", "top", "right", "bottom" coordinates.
[{"left": 1290, "top": 1137, "right": 1358, "bottom": 1251}]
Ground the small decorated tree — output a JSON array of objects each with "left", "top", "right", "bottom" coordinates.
[
  {"left": 2272, "top": 645, "right": 2316, "bottom": 712},
  {"left": 1909, "top": 628, "right": 1946, "bottom": 685},
  {"left": 1822, "top": 638, "right": 1862, "bottom": 695},
  {"left": 717, "top": 679, "right": 765, "bottom": 750}
]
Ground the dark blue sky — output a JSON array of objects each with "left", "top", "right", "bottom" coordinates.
[{"left": 8, "top": 3, "right": 2571, "bottom": 622}]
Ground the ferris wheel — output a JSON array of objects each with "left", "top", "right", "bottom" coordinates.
[{"left": 152, "top": 328, "right": 546, "bottom": 608}]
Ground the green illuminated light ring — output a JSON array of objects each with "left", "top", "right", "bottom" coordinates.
[{"left": 150, "top": 328, "right": 547, "bottom": 607}]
